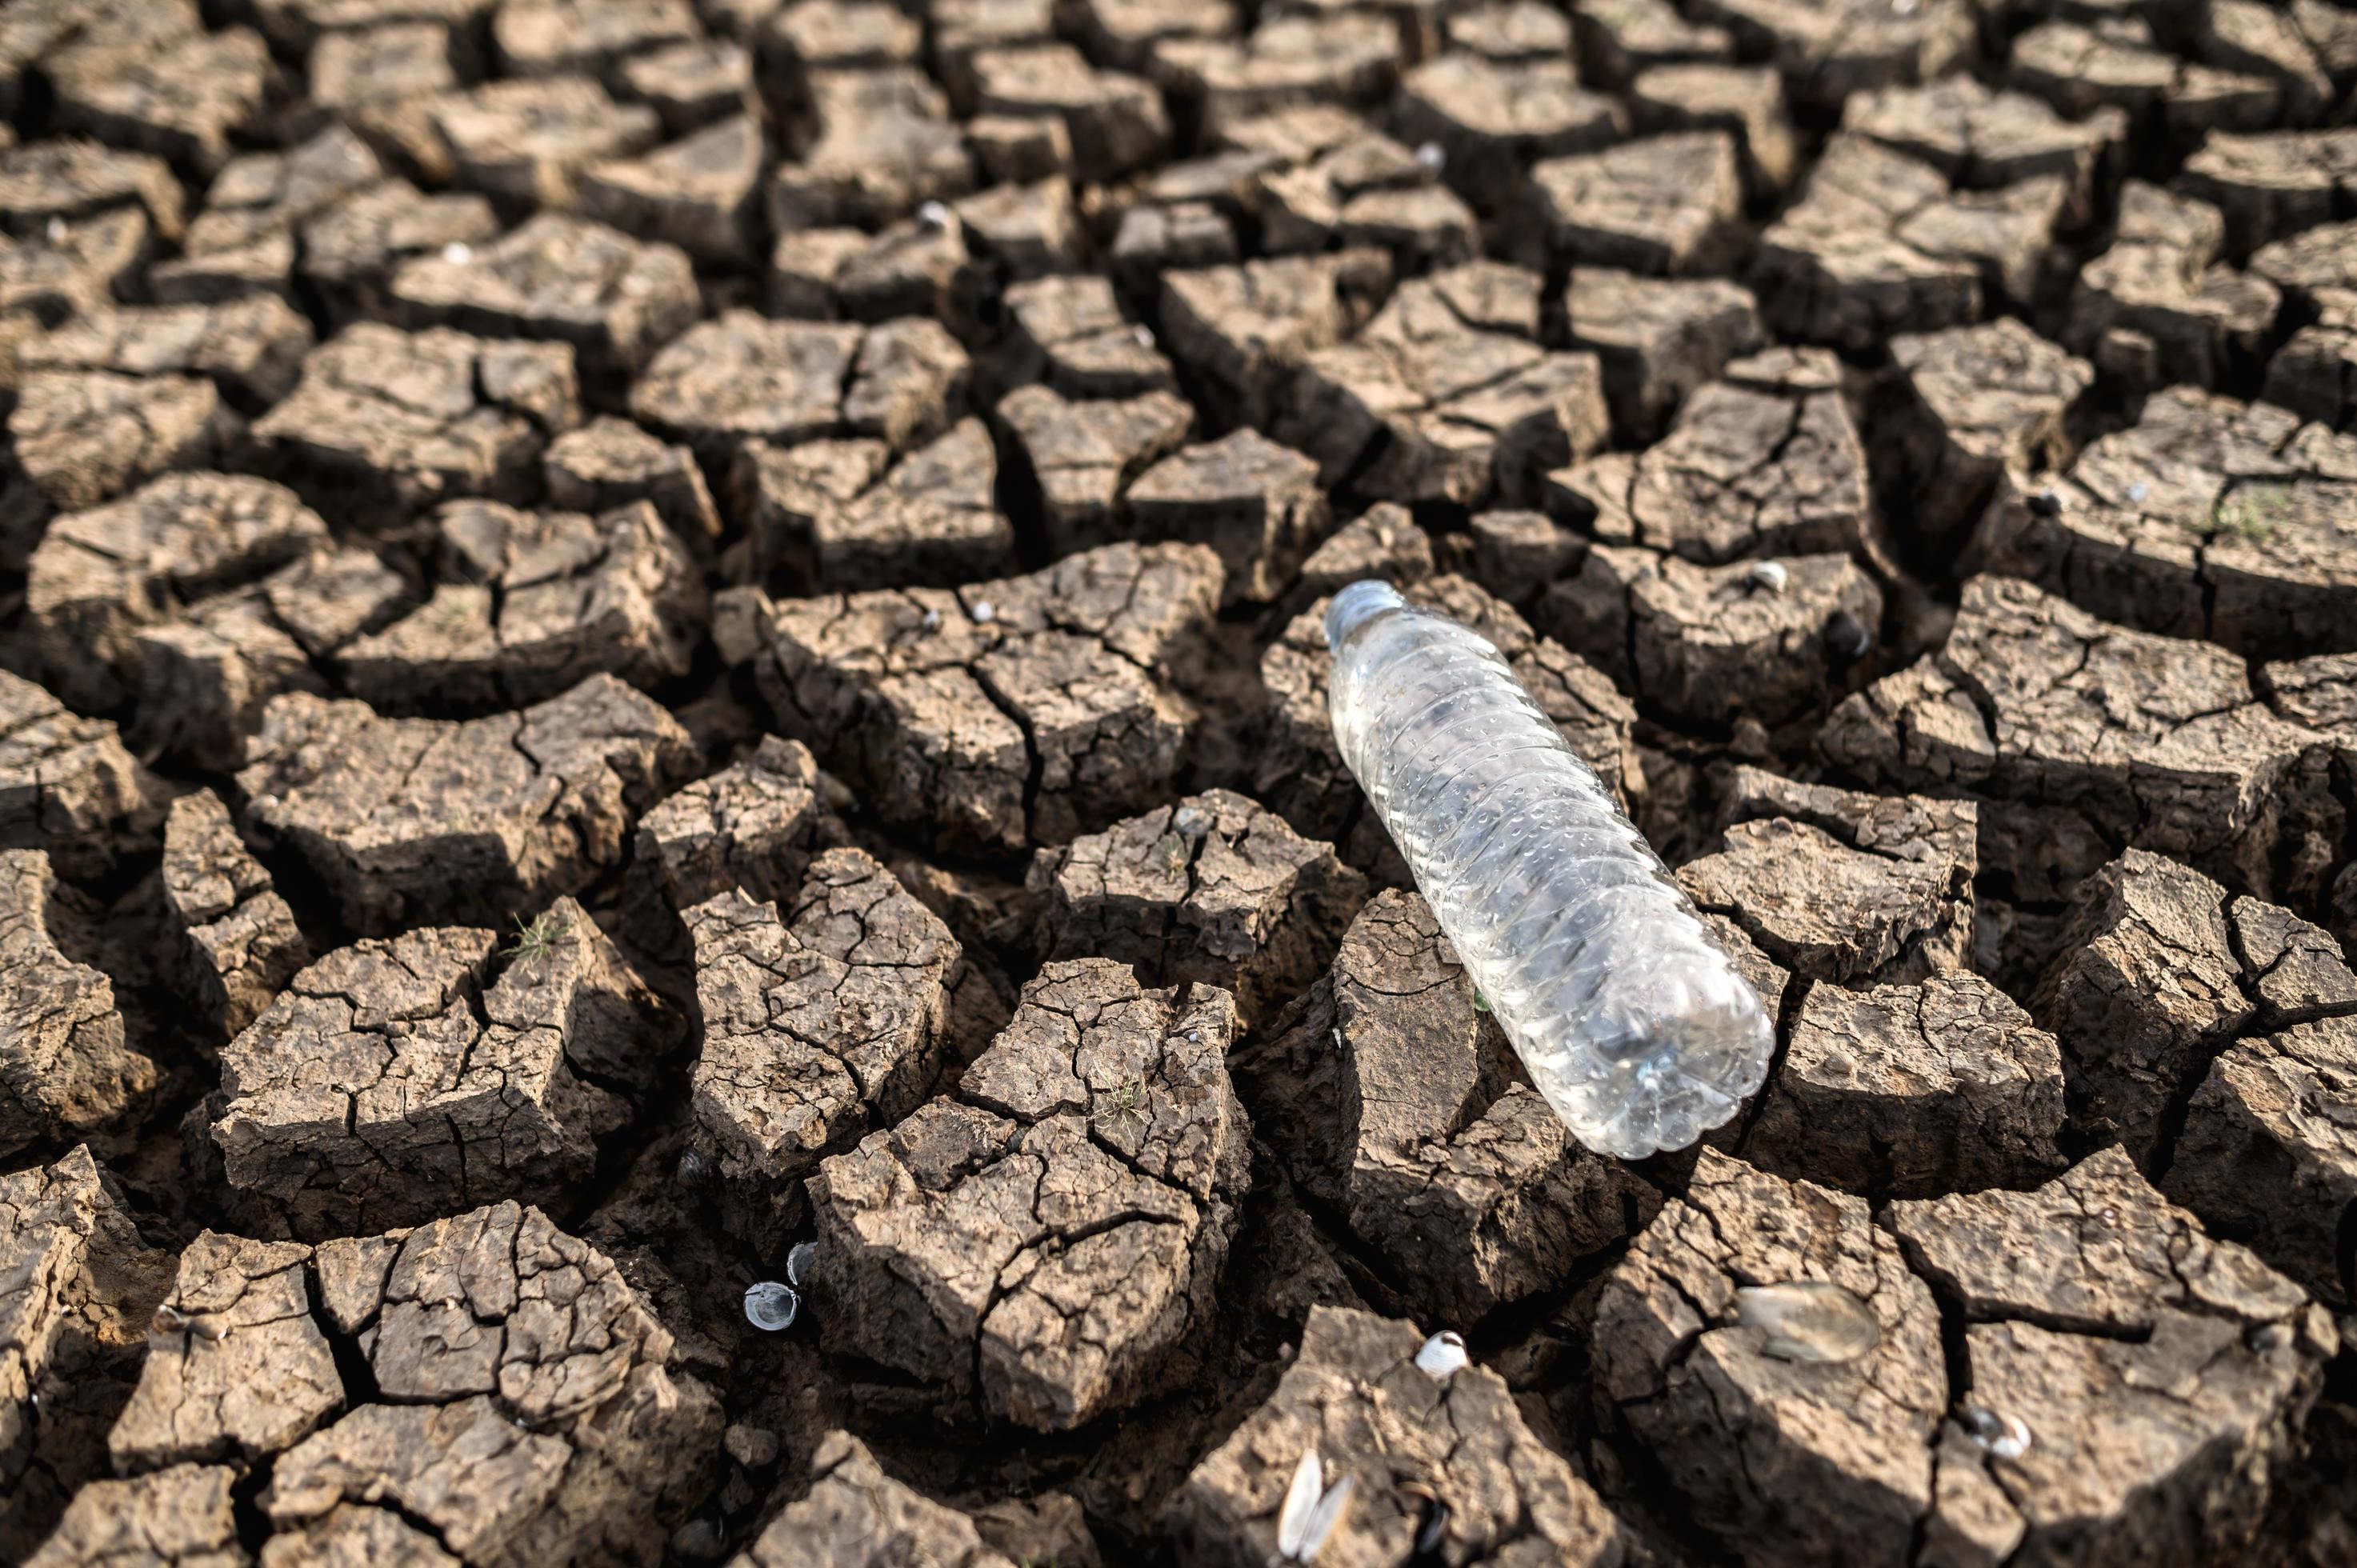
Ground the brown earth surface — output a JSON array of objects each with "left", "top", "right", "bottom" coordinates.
[{"left": 2, "top": 0, "right": 2356, "bottom": 1563}]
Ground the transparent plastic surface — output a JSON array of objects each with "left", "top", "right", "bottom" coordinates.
[{"left": 1325, "top": 581, "right": 1773, "bottom": 1158}]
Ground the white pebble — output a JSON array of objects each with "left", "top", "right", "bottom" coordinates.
[
  {"left": 917, "top": 200, "right": 953, "bottom": 230},
  {"left": 968, "top": 599, "right": 997, "bottom": 624},
  {"left": 921, "top": 607, "right": 943, "bottom": 631},
  {"left": 440, "top": 242, "right": 473, "bottom": 265}
]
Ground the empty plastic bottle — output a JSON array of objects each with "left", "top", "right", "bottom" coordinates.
[{"left": 1325, "top": 580, "right": 1773, "bottom": 1158}]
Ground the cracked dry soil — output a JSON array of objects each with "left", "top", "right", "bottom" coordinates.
[{"left": 2, "top": 0, "right": 2357, "bottom": 1564}]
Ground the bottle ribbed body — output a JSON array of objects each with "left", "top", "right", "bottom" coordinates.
[{"left": 1324, "top": 581, "right": 1773, "bottom": 1158}]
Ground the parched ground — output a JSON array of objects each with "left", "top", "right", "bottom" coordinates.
[{"left": 2, "top": 0, "right": 2357, "bottom": 1564}]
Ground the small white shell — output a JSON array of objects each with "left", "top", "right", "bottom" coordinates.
[
  {"left": 786, "top": 1242, "right": 816, "bottom": 1288},
  {"left": 744, "top": 1281, "right": 799, "bottom": 1331},
  {"left": 1960, "top": 1405, "right": 2032, "bottom": 1460},
  {"left": 1745, "top": 559, "right": 1788, "bottom": 594},
  {"left": 441, "top": 242, "right": 473, "bottom": 265},
  {"left": 1276, "top": 1449, "right": 1323, "bottom": 1558},
  {"left": 1415, "top": 141, "right": 1446, "bottom": 174},
  {"left": 1415, "top": 1330, "right": 1470, "bottom": 1379},
  {"left": 968, "top": 599, "right": 997, "bottom": 624},
  {"left": 917, "top": 200, "right": 954, "bottom": 230}
]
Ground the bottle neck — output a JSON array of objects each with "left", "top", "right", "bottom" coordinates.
[{"left": 1324, "top": 578, "right": 1407, "bottom": 653}]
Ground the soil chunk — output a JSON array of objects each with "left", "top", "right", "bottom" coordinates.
[
  {"left": 969, "top": 44, "right": 1168, "bottom": 182},
  {"left": 1965, "top": 385, "right": 2357, "bottom": 661},
  {"left": 1842, "top": 75, "right": 2125, "bottom": 221},
  {"left": 683, "top": 846, "right": 965, "bottom": 1244},
  {"left": 1002, "top": 271, "right": 1174, "bottom": 398},
  {"left": 22, "top": 1465, "right": 244, "bottom": 1568},
  {"left": 1594, "top": 1149, "right": 1947, "bottom": 1567},
  {"left": 1888, "top": 1149, "right": 2336, "bottom": 1566},
  {"left": 295, "top": 178, "right": 501, "bottom": 328},
  {"left": 390, "top": 211, "right": 700, "bottom": 382},
  {"left": 633, "top": 310, "right": 966, "bottom": 462},
  {"left": 1880, "top": 318, "right": 2093, "bottom": 554},
  {"left": 1562, "top": 267, "right": 1764, "bottom": 442},
  {"left": 252, "top": 322, "right": 582, "bottom": 527},
  {"left": 1678, "top": 768, "right": 1975, "bottom": 986},
  {"left": 2033, "top": 847, "right": 2357, "bottom": 1174},
  {"left": 2169, "top": 1010, "right": 2357, "bottom": 1306},
  {"left": 161, "top": 790, "right": 311, "bottom": 1042},
  {"left": 998, "top": 384, "right": 1192, "bottom": 559},
  {"left": 1392, "top": 54, "right": 1622, "bottom": 215},
  {"left": 2064, "top": 181, "right": 2279, "bottom": 396},
  {"left": 726, "top": 542, "right": 1222, "bottom": 854},
  {"left": 1279, "top": 264, "right": 1609, "bottom": 508},
  {"left": 10, "top": 295, "right": 313, "bottom": 410},
  {"left": 637, "top": 734, "right": 845, "bottom": 910},
  {"left": 1539, "top": 545, "right": 1883, "bottom": 726},
  {"left": 336, "top": 498, "right": 704, "bottom": 714},
  {"left": 1822, "top": 574, "right": 2339, "bottom": 906},
  {"left": 1123, "top": 428, "right": 1323, "bottom": 604},
  {"left": 1291, "top": 500, "right": 1434, "bottom": 605},
  {"left": 806, "top": 958, "right": 1250, "bottom": 1430},
  {"left": 1531, "top": 130, "right": 1743, "bottom": 276},
  {"left": 751, "top": 417, "right": 1013, "bottom": 591},
  {"left": 493, "top": 0, "right": 700, "bottom": 77},
  {"left": 1543, "top": 346, "right": 1870, "bottom": 564},
  {"left": 1244, "top": 890, "right": 1660, "bottom": 1325},
  {"left": 237, "top": 674, "right": 695, "bottom": 934},
  {"left": 159, "top": 126, "right": 384, "bottom": 306},
  {"left": 1165, "top": 1304, "right": 1628, "bottom": 1566},
  {"left": 1157, "top": 249, "right": 1391, "bottom": 428},
  {"left": 1027, "top": 788, "right": 1367, "bottom": 1031},
  {"left": 0, "top": 672, "right": 159, "bottom": 877},
  {"left": 122, "top": 543, "right": 410, "bottom": 774},
  {"left": 1, "top": 1147, "right": 172, "bottom": 1559},
  {"left": 1150, "top": 13, "right": 1401, "bottom": 135},
  {"left": 22, "top": 470, "right": 327, "bottom": 714},
  {"left": 2, "top": 371, "right": 238, "bottom": 568},
  {"left": 1755, "top": 133, "right": 2063, "bottom": 350},
  {"left": 542, "top": 416, "right": 722, "bottom": 549},
  {"left": 1743, "top": 973, "right": 2067, "bottom": 1196},
  {"left": 213, "top": 897, "right": 669, "bottom": 1236},
  {"left": 423, "top": 75, "right": 662, "bottom": 207},
  {"left": 258, "top": 1202, "right": 721, "bottom": 1566},
  {"left": 107, "top": 1233, "right": 340, "bottom": 1473},
  {"left": 576, "top": 114, "right": 764, "bottom": 268},
  {"left": 48, "top": 27, "right": 270, "bottom": 178},
  {"left": 767, "top": 66, "right": 971, "bottom": 230},
  {"left": 2177, "top": 126, "right": 2357, "bottom": 252},
  {"left": 0, "top": 850, "right": 157, "bottom": 1159},
  {"left": 1687, "top": 0, "right": 1971, "bottom": 114},
  {"left": 734, "top": 1430, "right": 1014, "bottom": 1567}
]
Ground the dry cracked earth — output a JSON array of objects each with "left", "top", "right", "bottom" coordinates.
[{"left": 2, "top": 0, "right": 2357, "bottom": 1563}]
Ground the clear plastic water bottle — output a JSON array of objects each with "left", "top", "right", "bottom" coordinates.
[{"left": 1325, "top": 580, "right": 1774, "bottom": 1158}]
